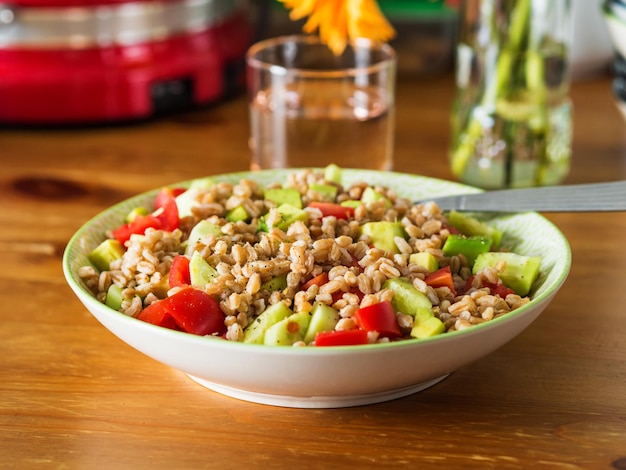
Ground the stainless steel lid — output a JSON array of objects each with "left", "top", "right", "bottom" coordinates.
[{"left": 0, "top": 0, "right": 244, "bottom": 49}]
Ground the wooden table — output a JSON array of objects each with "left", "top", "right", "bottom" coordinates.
[{"left": 2, "top": 72, "right": 626, "bottom": 469}]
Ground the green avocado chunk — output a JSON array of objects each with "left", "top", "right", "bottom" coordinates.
[
  {"left": 410, "top": 307, "right": 445, "bottom": 339},
  {"left": 88, "top": 239, "right": 125, "bottom": 272},
  {"left": 472, "top": 252, "right": 541, "bottom": 297},
  {"left": 360, "top": 221, "right": 407, "bottom": 254},
  {"left": 409, "top": 252, "right": 439, "bottom": 272},
  {"left": 243, "top": 302, "right": 293, "bottom": 344}
]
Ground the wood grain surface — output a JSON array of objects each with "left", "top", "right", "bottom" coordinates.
[{"left": 2, "top": 73, "right": 625, "bottom": 469}]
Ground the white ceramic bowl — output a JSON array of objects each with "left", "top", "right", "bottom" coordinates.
[{"left": 63, "top": 170, "right": 571, "bottom": 408}]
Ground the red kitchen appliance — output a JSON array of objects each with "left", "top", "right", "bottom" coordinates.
[{"left": 0, "top": 0, "right": 252, "bottom": 124}]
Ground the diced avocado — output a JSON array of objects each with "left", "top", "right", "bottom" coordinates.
[
  {"left": 360, "top": 221, "right": 407, "bottom": 254},
  {"left": 383, "top": 278, "right": 432, "bottom": 315},
  {"left": 324, "top": 163, "right": 342, "bottom": 183},
  {"left": 410, "top": 308, "right": 445, "bottom": 339},
  {"left": 361, "top": 187, "right": 392, "bottom": 207},
  {"left": 447, "top": 211, "right": 503, "bottom": 250},
  {"left": 442, "top": 234, "right": 492, "bottom": 267},
  {"left": 309, "top": 183, "right": 338, "bottom": 201},
  {"left": 258, "top": 203, "right": 308, "bottom": 232},
  {"left": 263, "top": 310, "right": 312, "bottom": 346},
  {"left": 409, "top": 252, "right": 439, "bottom": 272},
  {"left": 260, "top": 273, "right": 288, "bottom": 292},
  {"left": 264, "top": 187, "right": 302, "bottom": 209},
  {"left": 189, "top": 251, "right": 218, "bottom": 288},
  {"left": 303, "top": 302, "right": 340, "bottom": 344},
  {"left": 88, "top": 239, "right": 125, "bottom": 272},
  {"left": 125, "top": 207, "right": 149, "bottom": 223},
  {"left": 472, "top": 252, "right": 541, "bottom": 297},
  {"left": 105, "top": 284, "right": 124, "bottom": 310},
  {"left": 226, "top": 205, "right": 249, "bottom": 223},
  {"left": 243, "top": 301, "right": 292, "bottom": 344},
  {"left": 151, "top": 275, "right": 170, "bottom": 299}
]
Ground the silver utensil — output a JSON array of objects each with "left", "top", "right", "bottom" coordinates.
[{"left": 423, "top": 180, "right": 626, "bottom": 212}]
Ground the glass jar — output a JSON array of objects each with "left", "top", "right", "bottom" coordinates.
[{"left": 450, "top": 0, "right": 572, "bottom": 189}]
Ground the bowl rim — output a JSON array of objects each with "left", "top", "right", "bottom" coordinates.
[{"left": 63, "top": 168, "right": 572, "bottom": 354}]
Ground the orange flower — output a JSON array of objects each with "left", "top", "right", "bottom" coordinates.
[{"left": 279, "top": 0, "right": 396, "bottom": 55}]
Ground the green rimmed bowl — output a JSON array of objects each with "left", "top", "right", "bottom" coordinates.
[{"left": 63, "top": 169, "right": 571, "bottom": 408}]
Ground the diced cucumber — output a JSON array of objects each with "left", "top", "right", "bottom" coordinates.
[
  {"left": 226, "top": 205, "right": 249, "bottom": 223},
  {"left": 447, "top": 211, "right": 503, "bottom": 249},
  {"left": 360, "top": 221, "right": 407, "bottom": 254},
  {"left": 105, "top": 284, "right": 124, "bottom": 310},
  {"left": 383, "top": 278, "right": 432, "bottom": 315},
  {"left": 442, "top": 234, "right": 492, "bottom": 267},
  {"left": 187, "top": 220, "right": 223, "bottom": 244},
  {"left": 88, "top": 239, "right": 125, "bottom": 272},
  {"left": 260, "top": 273, "right": 288, "bottom": 292},
  {"left": 361, "top": 187, "right": 391, "bottom": 208},
  {"left": 309, "top": 183, "right": 338, "bottom": 201},
  {"left": 323, "top": 164, "right": 342, "bottom": 183},
  {"left": 303, "top": 302, "right": 340, "bottom": 344},
  {"left": 243, "top": 302, "right": 292, "bottom": 344},
  {"left": 189, "top": 251, "right": 218, "bottom": 288},
  {"left": 263, "top": 311, "right": 312, "bottom": 346},
  {"left": 473, "top": 252, "right": 541, "bottom": 296},
  {"left": 340, "top": 200, "right": 363, "bottom": 209},
  {"left": 264, "top": 188, "right": 302, "bottom": 209},
  {"left": 175, "top": 178, "right": 216, "bottom": 218},
  {"left": 409, "top": 252, "right": 439, "bottom": 272},
  {"left": 258, "top": 203, "right": 308, "bottom": 232}
]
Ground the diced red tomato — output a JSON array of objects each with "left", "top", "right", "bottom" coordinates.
[
  {"left": 308, "top": 202, "right": 355, "bottom": 220},
  {"left": 153, "top": 187, "right": 186, "bottom": 209},
  {"left": 461, "top": 275, "right": 515, "bottom": 298},
  {"left": 152, "top": 188, "right": 180, "bottom": 232},
  {"left": 301, "top": 272, "right": 329, "bottom": 291},
  {"left": 484, "top": 281, "right": 515, "bottom": 298},
  {"left": 353, "top": 300, "right": 402, "bottom": 339},
  {"left": 424, "top": 266, "right": 457, "bottom": 296},
  {"left": 136, "top": 302, "right": 182, "bottom": 331},
  {"left": 137, "top": 288, "right": 226, "bottom": 336},
  {"left": 111, "top": 187, "right": 180, "bottom": 245},
  {"left": 443, "top": 223, "right": 461, "bottom": 235},
  {"left": 111, "top": 213, "right": 161, "bottom": 245},
  {"left": 169, "top": 255, "right": 191, "bottom": 288},
  {"left": 314, "top": 329, "right": 369, "bottom": 346}
]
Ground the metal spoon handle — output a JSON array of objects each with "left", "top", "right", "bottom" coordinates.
[{"left": 426, "top": 181, "right": 626, "bottom": 212}]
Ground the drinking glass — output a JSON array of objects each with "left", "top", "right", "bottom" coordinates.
[{"left": 246, "top": 35, "right": 396, "bottom": 171}]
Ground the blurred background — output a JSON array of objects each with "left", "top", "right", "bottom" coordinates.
[{"left": 0, "top": 0, "right": 618, "bottom": 126}]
